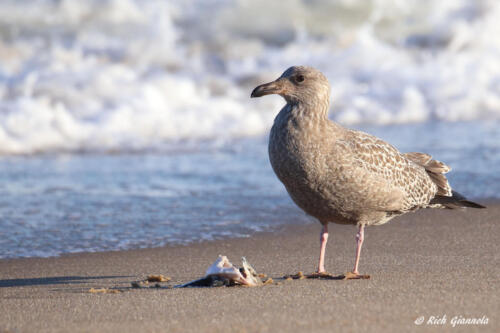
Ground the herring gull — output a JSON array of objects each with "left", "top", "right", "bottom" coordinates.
[{"left": 251, "top": 66, "right": 485, "bottom": 278}]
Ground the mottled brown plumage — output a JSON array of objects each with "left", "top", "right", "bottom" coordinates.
[{"left": 251, "top": 65, "right": 484, "bottom": 276}]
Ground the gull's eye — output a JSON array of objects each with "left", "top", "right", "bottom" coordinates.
[{"left": 295, "top": 74, "right": 305, "bottom": 83}]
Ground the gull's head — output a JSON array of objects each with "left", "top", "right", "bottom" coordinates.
[{"left": 251, "top": 66, "right": 330, "bottom": 105}]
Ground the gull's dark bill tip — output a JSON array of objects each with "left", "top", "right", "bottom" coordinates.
[
  {"left": 251, "top": 82, "right": 280, "bottom": 98},
  {"left": 250, "top": 86, "right": 261, "bottom": 98},
  {"left": 250, "top": 85, "right": 267, "bottom": 98}
]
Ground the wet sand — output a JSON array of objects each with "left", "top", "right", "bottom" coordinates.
[{"left": 0, "top": 202, "right": 497, "bottom": 332}]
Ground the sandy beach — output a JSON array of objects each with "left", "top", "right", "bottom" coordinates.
[
  {"left": 1, "top": 1, "right": 499, "bottom": 333},
  {"left": 0, "top": 202, "right": 497, "bottom": 333}
]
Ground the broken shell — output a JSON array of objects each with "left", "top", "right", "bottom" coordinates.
[
  {"left": 177, "top": 255, "right": 264, "bottom": 287},
  {"left": 205, "top": 255, "right": 262, "bottom": 286}
]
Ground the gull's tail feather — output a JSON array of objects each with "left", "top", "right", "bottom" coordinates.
[
  {"left": 405, "top": 152, "right": 485, "bottom": 209},
  {"left": 430, "top": 190, "right": 486, "bottom": 209},
  {"left": 404, "top": 152, "right": 452, "bottom": 196}
]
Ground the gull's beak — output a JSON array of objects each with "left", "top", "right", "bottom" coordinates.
[{"left": 251, "top": 80, "right": 283, "bottom": 98}]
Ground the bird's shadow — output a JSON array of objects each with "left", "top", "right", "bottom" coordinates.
[{"left": 0, "top": 275, "right": 132, "bottom": 288}]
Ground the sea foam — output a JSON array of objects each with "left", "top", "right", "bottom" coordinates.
[{"left": 0, "top": 0, "right": 499, "bottom": 154}]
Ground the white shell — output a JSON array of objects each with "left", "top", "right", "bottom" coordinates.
[{"left": 205, "top": 255, "right": 261, "bottom": 286}]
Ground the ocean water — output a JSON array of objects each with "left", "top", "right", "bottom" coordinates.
[
  {"left": 0, "top": 122, "right": 497, "bottom": 259},
  {"left": 0, "top": 0, "right": 499, "bottom": 258}
]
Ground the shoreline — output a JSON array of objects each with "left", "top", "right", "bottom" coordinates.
[
  {"left": 2, "top": 197, "right": 496, "bottom": 262},
  {"left": 1, "top": 202, "right": 498, "bottom": 332}
]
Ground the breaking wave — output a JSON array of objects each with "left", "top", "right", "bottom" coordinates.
[{"left": 0, "top": 0, "right": 499, "bottom": 154}]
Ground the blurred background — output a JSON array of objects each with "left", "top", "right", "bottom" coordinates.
[{"left": 0, "top": 0, "right": 498, "bottom": 258}]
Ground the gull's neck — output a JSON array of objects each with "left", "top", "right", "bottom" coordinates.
[
  {"left": 288, "top": 99, "right": 329, "bottom": 121},
  {"left": 275, "top": 96, "right": 346, "bottom": 136}
]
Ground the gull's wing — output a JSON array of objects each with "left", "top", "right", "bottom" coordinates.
[{"left": 332, "top": 129, "right": 438, "bottom": 212}]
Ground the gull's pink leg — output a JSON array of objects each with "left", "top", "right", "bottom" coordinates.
[
  {"left": 317, "top": 224, "right": 329, "bottom": 273},
  {"left": 353, "top": 224, "right": 365, "bottom": 274}
]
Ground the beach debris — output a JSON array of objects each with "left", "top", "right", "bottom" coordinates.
[
  {"left": 175, "top": 255, "right": 267, "bottom": 288},
  {"left": 341, "top": 271, "right": 370, "bottom": 280},
  {"left": 283, "top": 271, "right": 369, "bottom": 280},
  {"left": 131, "top": 279, "right": 173, "bottom": 289},
  {"left": 88, "top": 287, "right": 121, "bottom": 294},
  {"left": 262, "top": 277, "right": 274, "bottom": 285},
  {"left": 285, "top": 271, "right": 306, "bottom": 280},
  {"left": 131, "top": 281, "right": 142, "bottom": 288},
  {"left": 129, "top": 256, "right": 274, "bottom": 289},
  {"left": 147, "top": 275, "right": 171, "bottom": 282},
  {"left": 130, "top": 274, "right": 173, "bottom": 289}
]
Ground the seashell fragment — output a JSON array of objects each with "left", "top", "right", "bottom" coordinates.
[{"left": 176, "top": 255, "right": 263, "bottom": 288}]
